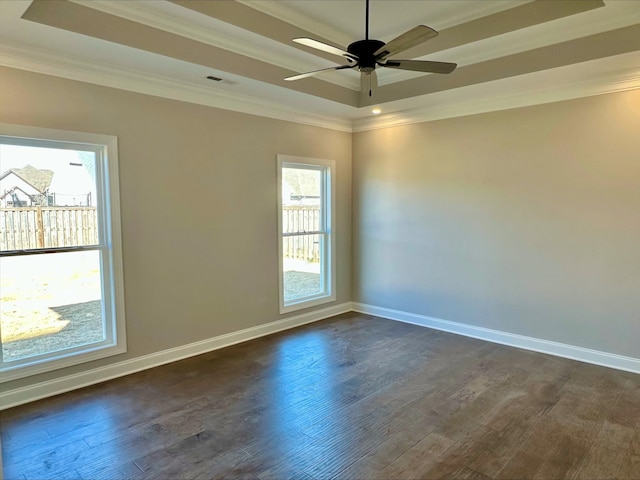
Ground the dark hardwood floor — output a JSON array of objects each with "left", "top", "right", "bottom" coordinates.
[{"left": 2, "top": 312, "right": 640, "bottom": 479}]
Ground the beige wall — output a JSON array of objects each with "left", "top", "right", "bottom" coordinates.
[
  {"left": 353, "top": 89, "right": 640, "bottom": 358},
  {"left": 2, "top": 63, "right": 639, "bottom": 396},
  {"left": 0, "top": 66, "right": 352, "bottom": 391}
]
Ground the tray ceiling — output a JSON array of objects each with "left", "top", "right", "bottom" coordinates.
[{"left": 1, "top": 0, "right": 640, "bottom": 131}]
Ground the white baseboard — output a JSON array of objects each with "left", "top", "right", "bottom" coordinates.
[
  {"left": 0, "top": 302, "right": 351, "bottom": 410},
  {"left": 352, "top": 302, "right": 640, "bottom": 375},
  {"left": 4, "top": 301, "right": 639, "bottom": 410}
]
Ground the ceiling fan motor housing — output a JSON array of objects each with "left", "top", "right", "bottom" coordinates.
[{"left": 348, "top": 39, "right": 385, "bottom": 72}]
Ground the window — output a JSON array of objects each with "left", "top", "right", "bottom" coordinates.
[
  {"left": 0, "top": 124, "right": 125, "bottom": 382},
  {"left": 277, "top": 155, "right": 335, "bottom": 313}
]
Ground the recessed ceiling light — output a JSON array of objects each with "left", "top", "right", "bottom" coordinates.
[{"left": 372, "top": 107, "right": 382, "bottom": 115}]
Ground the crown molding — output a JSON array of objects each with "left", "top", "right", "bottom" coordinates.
[
  {"left": 1, "top": 41, "right": 638, "bottom": 135},
  {"left": 0, "top": 44, "right": 353, "bottom": 132},
  {"left": 354, "top": 58, "right": 640, "bottom": 132}
]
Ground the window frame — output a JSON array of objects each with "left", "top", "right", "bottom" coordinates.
[
  {"left": 0, "top": 124, "right": 126, "bottom": 382},
  {"left": 277, "top": 155, "right": 336, "bottom": 314}
]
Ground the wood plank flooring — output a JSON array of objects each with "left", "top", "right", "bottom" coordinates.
[{"left": 2, "top": 312, "right": 640, "bottom": 479}]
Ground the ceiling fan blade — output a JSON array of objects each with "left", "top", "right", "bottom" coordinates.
[
  {"left": 360, "top": 70, "right": 378, "bottom": 97},
  {"left": 293, "top": 38, "right": 354, "bottom": 60},
  {"left": 285, "top": 64, "right": 355, "bottom": 81},
  {"left": 374, "top": 25, "right": 438, "bottom": 59},
  {"left": 382, "top": 59, "right": 457, "bottom": 74}
]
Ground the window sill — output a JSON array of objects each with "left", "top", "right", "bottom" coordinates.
[
  {"left": 279, "top": 293, "right": 337, "bottom": 315},
  {"left": 0, "top": 343, "right": 127, "bottom": 383}
]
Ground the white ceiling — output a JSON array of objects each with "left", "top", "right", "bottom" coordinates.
[{"left": 1, "top": 0, "right": 639, "bottom": 132}]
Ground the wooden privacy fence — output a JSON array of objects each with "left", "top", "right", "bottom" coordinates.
[
  {"left": 283, "top": 205, "right": 321, "bottom": 263},
  {"left": 0, "top": 207, "right": 98, "bottom": 250},
  {"left": 2, "top": 205, "right": 320, "bottom": 259}
]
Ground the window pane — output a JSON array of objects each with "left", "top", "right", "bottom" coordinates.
[
  {"left": 0, "top": 144, "right": 99, "bottom": 250},
  {"left": 278, "top": 156, "right": 334, "bottom": 313},
  {"left": 1, "top": 250, "right": 105, "bottom": 362},
  {"left": 282, "top": 167, "right": 322, "bottom": 234},
  {"left": 283, "top": 234, "right": 323, "bottom": 302}
]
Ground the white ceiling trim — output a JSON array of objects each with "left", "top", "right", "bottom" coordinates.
[
  {"left": 241, "top": 0, "right": 531, "bottom": 45},
  {"left": 237, "top": 0, "right": 354, "bottom": 49},
  {"left": 353, "top": 53, "right": 640, "bottom": 132},
  {"left": 69, "top": 0, "right": 360, "bottom": 91},
  {"left": 377, "top": 0, "right": 640, "bottom": 87},
  {"left": 50, "top": 0, "right": 640, "bottom": 95},
  {"left": 0, "top": 44, "right": 353, "bottom": 132},
  {"left": 1, "top": 41, "right": 639, "bottom": 135},
  {"left": 77, "top": 0, "right": 638, "bottom": 93},
  {"left": 5, "top": 43, "right": 640, "bottom": 132}
]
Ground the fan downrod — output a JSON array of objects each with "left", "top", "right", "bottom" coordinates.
[{"left": 284, "top": 0, "right": 457, "bottom": 88}]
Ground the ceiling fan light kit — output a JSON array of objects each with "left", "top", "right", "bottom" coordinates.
[{"left": 285, "top": 0, "right": 457, "bottom": 99}]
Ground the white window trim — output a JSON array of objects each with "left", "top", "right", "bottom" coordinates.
[
  {"left": 277, "top": 155, "right": 336, "bottom": 314},
  {"left": 0, "top": 124, "right": 126, "bottom": 382}
]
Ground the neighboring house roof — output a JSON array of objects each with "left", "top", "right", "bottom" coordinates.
[
  {"left": 0, "top": 185, "right": 34, "bottom": 202},
  {"left": 0, "top": 165, "right": 54, "bottom": 193}
]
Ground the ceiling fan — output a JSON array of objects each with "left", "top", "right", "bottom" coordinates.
[{"left": 284, "top": 0, "right": 457, "bottom": 97}]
